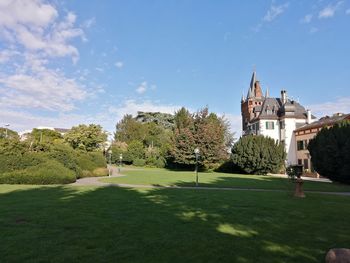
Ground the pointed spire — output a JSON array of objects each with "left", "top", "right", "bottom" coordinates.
[
  {"left": 265, "top": 86, "right": 269, "bottom": 98},
  {"left": 247, "top": 71, "right": 256, "bottom": 99},
  {"left": 241, "top": 91, "right": 245, "bottom": 102}
]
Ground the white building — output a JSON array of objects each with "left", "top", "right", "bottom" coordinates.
[{"left": 241, "top": 71, "right": 316, "bottom": 164}]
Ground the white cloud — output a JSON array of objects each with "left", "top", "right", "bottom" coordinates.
[
  {"left": 263, "top": 3, "right": 289, "bottom": 22},
  {"left": 318, "top": 1, "right": 343, "bottom": 19},
  {"left": 95, "top": 67, "right": 104, "bottom": 72},
  {"left": 136, "top": 81, "right": 148, "bottom": 94},
  {"left": 0, "top": 68, "right": 87, "bottom": 112},
  {"left": 300, "top": 14, "right": 313, "bottom": 24},
  {"left": 308, "top": 97, "right": 350, "bottom": 117},
  {"left": 346, "top": 9, "right": 350, "bottom": 15},
  {"left": 115, "top": 61, "right": 124, "bottom": 69},
  {"left": 0, "top": 1, "right": 84, "bottom": 62},
  {"left": 0, "top": 49, "right": 19, "bottom": 63},
  {"left": 108, "top": 99, "right": 181, "bottom": 119}
]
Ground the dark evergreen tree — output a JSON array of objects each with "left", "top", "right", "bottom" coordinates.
[
  {"left": 308, "top": 121, "right": 350, "bottom": 184},
  {"left": 231, "top": 135, "right": 286, "bottom": 175}
]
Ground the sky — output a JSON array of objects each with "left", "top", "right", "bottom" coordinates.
[{"left": 1, "top": 0, "right": 350, "bottom": 137}]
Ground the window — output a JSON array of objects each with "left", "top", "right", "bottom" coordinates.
[
  {"left": 303, "top": 159, "right": 309, "bottom": 170},
  {"left": 298, "top": 159, "right": 302, "bottom": 165},
  {"left": 265, "top": 121, "right": 274, "bottom": 130},
  {"left": 297, "top": 140, "right": 308, "bottom": 151}
]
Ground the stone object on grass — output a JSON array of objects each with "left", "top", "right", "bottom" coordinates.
[{"left": 325, "top": 248, "right": 350, "bottom": 263}]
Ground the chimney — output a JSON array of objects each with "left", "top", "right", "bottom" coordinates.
[
  {"left": 281, "top": 90, "right": 287, "bottom": 104},
  {"left": 307, "top": 109, "right": 311, "bottom": 124}
]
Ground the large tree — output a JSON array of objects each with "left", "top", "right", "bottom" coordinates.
[
  {"left": 170, "top": 107, "right": 233, "bottom": 169},
  {"left": 231, "top": 135, "right": 286, "bottom": 175},
  {"left": 308, "top": 121, "right": 350, "bottom": 184},
  {"left": 64, "top": 124, "right": 107, "bottom": 151},
  {"left": 114, "top": 115, "right": 146, "bottom": 143},
  {"left": 0, "top": 128, "right": 19, "bottom": 140}
]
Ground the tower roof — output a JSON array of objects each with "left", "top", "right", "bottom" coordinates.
[{"left": 247, "top": 71, "right": 256, "bottom": 99}]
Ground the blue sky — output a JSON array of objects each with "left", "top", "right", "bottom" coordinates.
[{"left": 0, "top": 0, "right": 350, "bottom": 136}]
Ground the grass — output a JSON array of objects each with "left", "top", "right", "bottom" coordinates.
[
  {"left": 0, "top": 184, "right": 350, "bottom": 262},
  {"left": 101, "top": 167, "right": 350, "bottom": 192}
]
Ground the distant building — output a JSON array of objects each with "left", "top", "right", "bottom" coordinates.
[
  {"left": 241, "top": 71, "right": 316, "bottom": 164},
  {"left": 294, "top": 113, "right": 350, "bottom": 174}
]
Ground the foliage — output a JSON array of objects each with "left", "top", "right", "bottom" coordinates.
[
  {"left": 145, "top": 146, "right": 166, "bottom": 167},
  {"left": 64, "top": 124, "right": 107, "bottom": 151},
  {"left": 0, "top": 152, "right": 47, "bottom": 174},
  {"left": 231, "top": 135, "right": 286, "bottom": 175},
  {"left": 0, "top": 138, "right": 27, "bottom": 156},
  {"left": 0, "top": 128, "right": 19, "bottom": 140},
  {"left": 135, "top": 111, "right": 175, "bottom": 129},
  {"left": 286, "top": 165, "right": 303, "bottom": 180},
  {"left": 133, "top": 158, "right": 146, "bottom": 166},
  {"left": 308, "top": 121, "right": 350, "bottom": 184},
  {"left": 92, "top": 167, "right": 108, "bottom": 177},
  {"left": 29, "top": 128, "right": 62, "bottom": 143},
  {"left": 75, "top": 151, "right": 106, "bottom": 176},
  {"left": 45, "top": 143, "right": 81, "bottom": 176},
  {"left": 114, "top": 115, "right": 146, "bottom": 144},
  {"left": 110, "top": 141, "right": 128, "bottom": 164},
  {"left": 170, "top": 107, "right": 233, "bottom": 169},
  {"left": 0, "top": 160, "right": 76, "bottom": 184},
  {"left": 124, "top": 140, "right": 145, "bottom": 163}
]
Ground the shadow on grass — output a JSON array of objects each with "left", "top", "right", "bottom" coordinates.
[{"left": 1, "top": 185, "right": 350, "bottom": 262}]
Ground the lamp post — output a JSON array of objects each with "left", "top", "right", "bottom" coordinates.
[
  {"left": 5, "top": 124, "right": 9, "bottom": 138},
  {"left": 119, "top": 153, "right": 123, "bottom": 173},
  {"left": 108, "top": 148, "right": 112, "bottom": 176},
  {"left": 194, "top": 148, "right": 200, "bottom": 187}
]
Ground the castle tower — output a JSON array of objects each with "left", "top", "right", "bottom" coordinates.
[{"left": 241, "top": 71, "right": 264, "bottom": 131}]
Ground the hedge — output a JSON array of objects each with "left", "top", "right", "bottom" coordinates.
[{"left": 0, "top": 160, "right": 76, "bottom": 184}]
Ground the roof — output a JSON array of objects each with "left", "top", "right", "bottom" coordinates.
[
  {"left": 250, "top": 97, "right": 312, "bottom": 121},
  {"left": 294, "top": 113, "right": 350, "bottom": 132}
]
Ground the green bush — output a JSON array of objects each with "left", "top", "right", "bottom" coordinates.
[
  {"left": 0, "top": 160, "right": 76, "bottom": 184},
  {"left": 308, "top": 121, "right": 350, "bottom": 184},
  {"left": 0, "top": 152, "right": 47, "bottom": 173},
  {"left": 231, "top": 135, "right": 286, "bottom": 175},
  {"left": 45, "top": 143, "right": 81, "bottom": 176},
  {"left": 133, "top": 158, "right": 146, "bottom": 167},
  {"left": 155, "top": 158, "right": 166, "bottom": 168},
  {"left": 93, "top": 167, "right": 108, "bottom": 177},
  {"left": 75, "top": 151, "right": 106, "bottom": 178}
]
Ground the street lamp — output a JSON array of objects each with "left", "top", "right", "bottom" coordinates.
[
  {"left": 194, "top": 148, "right": 200, "bottom": 187},
  {"left": 119, "top": 153, "right": 123, "bottom": 173},
  {"left": 108, "top": 148, "right": 112, "bottom": 176}
]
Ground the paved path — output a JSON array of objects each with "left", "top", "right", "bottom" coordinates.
[{"left": 70, "top": 166, "right": 350, "bottom": 197}]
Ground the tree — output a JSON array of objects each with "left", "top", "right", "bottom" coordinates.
[
  {"left": 231, "top": 135, "right": 286, "bottom": 175},
  {"left": 29, "top": 128, "right": 62, "bottom": 143},
  {"left": 308, "top": 121, "right": 350, "bottom": 184},
  {"left": 64, "top": 124, "right": 107, "bottom": 151},
  {"left": 123, "top": 140, "right": 145, "bottom": 164},
  {"left": 0, "top": 128, "right": 19, "bottom": 140},
  {"left": 170, "top": 107, "right": 233, "bottom": 169},
  {"left": 114, "top": 115, "right": 146, "bottom": 143}
]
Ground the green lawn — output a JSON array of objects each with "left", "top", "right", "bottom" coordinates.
[
  {"left": 0, "top": 185, "right": 350, "bottom": 263},
  {"left": 0, "top": 184, "right": 350, "bottom": 262},
  {"left": 101, "top": 168, "right": 350, "bottom": 192}
]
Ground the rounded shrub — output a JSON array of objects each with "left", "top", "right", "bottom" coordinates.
[{"left": 0, "top": 160, "right": 76, "bottom": 184}]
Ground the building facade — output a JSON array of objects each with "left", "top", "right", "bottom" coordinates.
[
  {"left": 241, "top": 71, "right": 316, "bottom": 164},
  {"left": 294, "top": 113, "right": 350, "bottom": 173}
]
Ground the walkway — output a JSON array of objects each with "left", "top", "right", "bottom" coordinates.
[{"left": 70, "top": 166, "right": 350, "bottom": 197}]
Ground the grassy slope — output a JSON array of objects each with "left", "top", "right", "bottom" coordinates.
[
  {"left": 0, "top": 184, "right": 350, "bottom": 263},
  {"left": 101, "top": 168, "right": 350, "bottom": 192}
]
